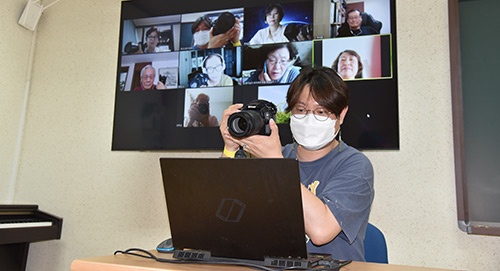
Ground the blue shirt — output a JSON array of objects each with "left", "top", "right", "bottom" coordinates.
[{"left": 282, "top": 141, "right": 374, "bottom": 261}]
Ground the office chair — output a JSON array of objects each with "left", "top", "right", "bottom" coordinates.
[{"left": 364, "top": 223, "right": 388, "bottom": 263}]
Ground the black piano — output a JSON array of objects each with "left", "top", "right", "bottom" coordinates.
[{"left": 0, "top": 205, "right": 63, "bottom": 271}]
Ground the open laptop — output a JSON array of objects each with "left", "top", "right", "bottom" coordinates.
[{"left": 159, "top": 158, "right": 331, "bottom": 268}]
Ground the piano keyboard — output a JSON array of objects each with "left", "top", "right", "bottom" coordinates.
[{"left": 0, "top": 218, "right": 52, "bottom": 229}]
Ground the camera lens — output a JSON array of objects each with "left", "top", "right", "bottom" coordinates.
[
  {"left": 228, "top": 111, "right": 263, "bottom": 138},
  {"left": 198, "top": 103, "right": 209, "bottom": 115}
]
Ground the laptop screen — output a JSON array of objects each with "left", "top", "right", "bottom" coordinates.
[{"left": 159, "top": 158, "right": 308, "bottom": 262}]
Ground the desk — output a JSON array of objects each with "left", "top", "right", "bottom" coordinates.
[{"left": 71, "top": 251, "right": 459, "bottom": 271}]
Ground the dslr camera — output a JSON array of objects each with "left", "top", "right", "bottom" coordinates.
[
  {"left": 213, "top": 12, "right": 235, "bottom": 36},
  {"left": 189, "top": 73, "right": 209, "bottom": 88},
  {"left": 228, "top": 100, "right": 277, "bottom": 138},
  {"left": 197, "top": 101, "right": 209, "bottom": 115},
  {"left": 124, "top": 41, "right": 143, "bottom": 54}
]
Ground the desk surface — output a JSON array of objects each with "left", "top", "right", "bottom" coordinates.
[{"left": 70, "top": 251, "right": 459, "bottom": 271}]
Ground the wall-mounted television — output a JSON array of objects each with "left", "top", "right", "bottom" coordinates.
[{"left": 112, "top": 0, "right": 399, "bottom": 151}]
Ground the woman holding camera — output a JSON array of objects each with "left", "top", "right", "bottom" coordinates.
[
  {"left": 186, "top": 93, "right": 218, "bottom": 127},
  {"left": 219, "top": 66, "right": 374, "bottom": 261}
]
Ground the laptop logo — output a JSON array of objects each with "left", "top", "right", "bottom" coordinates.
[{"left": 216, "top": 198, "right": 246, "bottom": 222}]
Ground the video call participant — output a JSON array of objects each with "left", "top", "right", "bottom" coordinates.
[
  {"left": 219, "top": 66, "right": 374, "bottom": 261},
  {"left": 133, "top": 65, "right": 166, "bottom": 91},
  {"left": 186, "top": 93, "right": 219, "bottom": 127},
  {"left": 141, "top": 27, "right": 160, "bottom": 53},
  {"left": 246, "top": 43, "right": 301, "bottom": 84},
  {"left": 202, "top": 54, "right": 233, "bottom": 87},
  {"left": 337, "top": 9, "right": 379, "bottom": 37},
  {"left": 331, "top": 49, "right": 363, "bottom": 80},
  {"left": 249, "top": 3, "right": 289, "bottom": 45},
  {"left": 191, "top": 15, "right": 241, "bottom": 50},
  {"left": 192, "top": 16, "right": 212, "bottom": 50}
]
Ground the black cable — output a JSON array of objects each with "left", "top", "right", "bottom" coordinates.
[
  {"left": 235, "top": 145, "right": 247, "bottom": 158},
  {"left": 114, "top": 248, "right": 276, "bottom": 271},
  {"left": 114, "top": 248, "right": 352, "bottom": 271}
]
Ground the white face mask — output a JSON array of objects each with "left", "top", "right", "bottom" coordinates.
[
  {"left": 290, "top": 114, "right": 338, "bottom": 151},
  {"left": 193, "top": 30, "right": 210, "bottom": 46}
]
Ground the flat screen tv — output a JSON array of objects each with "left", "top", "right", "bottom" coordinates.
[{"left": 112, "top": 0, "right": 398, "bottom": 151}]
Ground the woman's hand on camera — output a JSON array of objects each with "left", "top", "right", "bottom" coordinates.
[
  {"left": 238, "top": 119, "right": 283, "bottom": 158},
  {"left": 208, "top": 28, "right": 228, "bottom": 49},
  {"left": 156, "top": 81, "right": 166, "bottom": 90},
  {"left": 229, "top": 18, "right": 241, "bottom": 44},
  {"left": 220, "top": 104, "right": 243, "bottom": 153}
]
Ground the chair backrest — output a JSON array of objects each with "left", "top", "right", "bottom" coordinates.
[
  {"left": 361, "top": 12, "right": 382, "bottom": 32},
  {"left": 364, "top": 223, "right": 388, "bottom": 263},
  {"left": 336, "top": 12, "right": 382, "bottom": 37}
]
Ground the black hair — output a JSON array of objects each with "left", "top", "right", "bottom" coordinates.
[
  {"left": 191, "top": 16, "right": 213, "bottom": 34},
  {"left": 146, "top": 27, "right": 159, "bottom": 37},
  {"left": 286, "top": 66, "right": 349, "bottom": 118},
  {"left": 262, "top": 43, "right": 298, "bottom": 62},
  {"left": 331, "top": 49, "right": 363, "bottom": 78},
  {"left": 346, "top": 9, "right": 362, "bottom": 18},
  {"left": 264, "top": 3, "right": 284, "bottom": 22}
]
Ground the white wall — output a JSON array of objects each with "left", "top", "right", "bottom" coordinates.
[
  {"left": 2, "top": 0, "right": 500, "bottom": 271},
  {"left": 0, "top": 0, "right": 34, "bottom": 202}
]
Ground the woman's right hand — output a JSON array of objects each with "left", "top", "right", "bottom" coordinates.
[
  {"left": 219, "top": 103, "right": 244, "bottom": 154},
  {"left": 258, "top": 69, "right": 272, "bottom": 82}
]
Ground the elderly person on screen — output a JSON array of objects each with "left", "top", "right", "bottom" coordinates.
[
  {"left": 246, "top": 43, "right": 301, "bottom": 84},
  {"left": 133, "top": 65, "right": 166, "bottom": 91}
]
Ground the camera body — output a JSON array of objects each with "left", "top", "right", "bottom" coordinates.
[
  {"left": 159, "top": 74, "right": 167, "bottom": 85},
  {"left": 124, "top": 41, "right": 144, "bottom": 54},
  {"left": 197, "top": 102, "right": 209, "bottom": 115},
  {"left": 228, "top": 100, "right": 277, "bottom": 138},
  {"left": 213, "top": 12, "right": 235, "bottom": 36},
  {"left": 189, "top": 73, "right": 209, "bottom": 88}
]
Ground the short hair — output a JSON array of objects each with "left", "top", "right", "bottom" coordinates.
[
  {"left": 146, "top": 27, "right": 159, "bottom": 37},
  {"left": 140, "top": 65, "right": 155, "bottom": 77},
  {"left": 346, "top": 9, "right": 362, "bottom": 19},
  {"left": 331, "top": 50, "right": 363, "bottom": 78},
  {"left": 264, "top": 3, "right": 285, "bottom": 22},
  {"left": 202, "top": 53, "right": 225, "bottom": 68},
  {"left": 285, "top": 66, "right": 349, "bottom": 118},
  {"left": 262, "top": 43, "right": 298, "bottom": 61},
  {"left": 191, "top": 16, "right": 213, "bottom": 34},
  {"left": 196, "top": 93, "right": 210, "bottom": 102}
]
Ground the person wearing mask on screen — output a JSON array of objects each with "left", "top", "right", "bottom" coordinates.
[
  {"left": 140, "top": 27, "right": 160, "bottom": 53},
  {"left": 246, "top": 43, "right": 301, "bottom": 84},
  {"left": 337, "top": 9, "right": 379, "bottom": 37},
  {"left": 331, "top": 49, "right": 363, "bottom": 80},
  {"left": 133, "top": 65, "right": 166, "bottom": 91},
  {"left": 192, "top": 15, "right": 241, "bottom": 50},
  {"left": 186, "top": 93, "right": 219, "bottom": 127},
  {"left": 219, "top": 66, "right": 374, "bottom": 261},
  {"left": 249, "top": 3, "right": 289, "bottom": 45}
]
